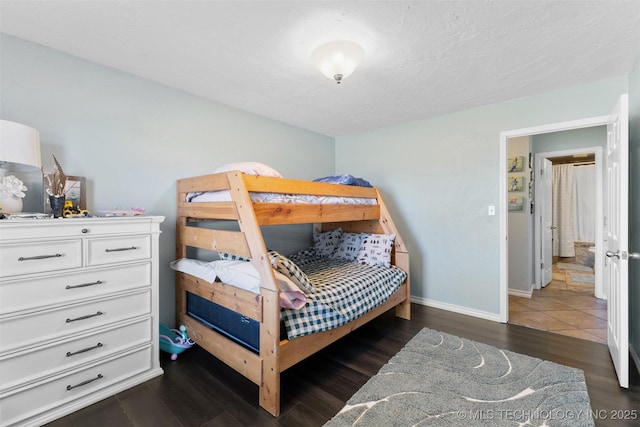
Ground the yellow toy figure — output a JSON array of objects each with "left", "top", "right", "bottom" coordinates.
[{"left": 62, "top": 200, "right": 89, "bottom": 217}]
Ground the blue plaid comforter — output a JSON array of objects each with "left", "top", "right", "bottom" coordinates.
[{"left": 281, "top": 251, "right": 407, "bottom": 340}]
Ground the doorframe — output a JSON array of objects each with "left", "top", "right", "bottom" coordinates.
[
  {"left": 532, "top": 146, "right": 604, "bottom": 299},
  {"left": 499, "top": 115, "right": 610, "bottom": 322}
]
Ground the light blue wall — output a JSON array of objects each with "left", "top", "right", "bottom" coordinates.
[
  {"left": 531, "top": 126, "right": 606, "bottom": 153},
  {"left": 507, "top": 137, "right": 533, "bottom": 293},
  {"left": 2, "top": 33, "right": 636, "bottom": 329},
  {"left": 629, "top": 55, "right": 640, "bottom": 370},
  {"left": 0, "top": 35, "right": 335, "bottom": 326},
  {"left": 335, "top": 79, "right": 627, "bottom": 317}
]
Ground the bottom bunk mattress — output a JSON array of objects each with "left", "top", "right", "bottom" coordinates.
[
  {"left": 281, "top": 251, "right": 407, "bottom": 340},
  {"left": 184, "top": 250, "right": 407, "bottom": 350}
]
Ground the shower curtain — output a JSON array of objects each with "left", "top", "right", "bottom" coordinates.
[
  {"left": 573, "top": 164, "right": 595, "bottom": 242},
  {"left": 552, "top": 164, "right": 576, "bottom": 257},
  {"left": 552, "top": 163, "right": 596, "bottom": 257}
]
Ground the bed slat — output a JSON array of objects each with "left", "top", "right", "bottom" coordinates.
[
  {"left": 253, "top": 203, "right": 380, "bottom": 225},
  {"left": 178, "top": 225, "right": 251, "bottom": 258},
  {"left": 242, "top": 174, "right": 378, "bottom": 198},
  {"left": 178, "top": 311, "right": 262, "bottom": 385},
  {"left": 178, "top": 272, "right": 262, "bottom": 321},
  {"left": 178, "top": 201, "right": 239, "bottom": 220},
  {"left": 177, "top": 173, "right": 230, "bottom": 193}
]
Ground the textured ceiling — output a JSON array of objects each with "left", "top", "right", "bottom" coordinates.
[{"left": 1, "top": 1, "right": 640, "bottom": 137}]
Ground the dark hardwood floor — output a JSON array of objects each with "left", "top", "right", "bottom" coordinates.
[{"left": 47, "top": 304, "right": 640, "bottom": 426}]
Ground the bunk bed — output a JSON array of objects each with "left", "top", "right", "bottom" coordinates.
[{"left": 175, "top": 167, "right": 410, "bottom": 416}]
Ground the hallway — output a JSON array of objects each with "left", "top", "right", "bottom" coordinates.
[{"left": 509, "top": 258, "right": 606, "bottom": 344}]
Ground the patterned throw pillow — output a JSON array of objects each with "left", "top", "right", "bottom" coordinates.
[
  {"left": 356, "top": 233, "right": 396, "bottom": 268},
  {"left": 332, "top": 232, "right": 365, "bottom": 261},
  {"left": 269, "top": 250, "right": 314, "bottom": 294},
  {"left": 218, "top": 252, "right": 250, "bottom": 262},
  {"left": 313, "top": 228, "right": 343, "bottom": 258}
]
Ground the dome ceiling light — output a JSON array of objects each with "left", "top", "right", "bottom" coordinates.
[{"left": 310, "top": 40, "right": 365, "bottom": 84}]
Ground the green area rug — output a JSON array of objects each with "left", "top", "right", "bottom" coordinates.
[{"left": 325, "top": 328, "right": 594, "bottom": 426}]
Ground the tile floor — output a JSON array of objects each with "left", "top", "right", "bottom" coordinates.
[{"left": 509, "top": 258, "right": 607, "bottom": 344}]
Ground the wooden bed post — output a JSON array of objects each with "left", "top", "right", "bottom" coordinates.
[
  {"left": 259, "top": 288, "right": 281, "bottom": 416},
  {"left": 225, "top": 172, "right": 282, "bottom": 416},
  {"left": 376, "top": 189, "right": 411, "bottom": 320}
]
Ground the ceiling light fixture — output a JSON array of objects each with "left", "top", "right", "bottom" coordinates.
[{"left": 310, "top": 40, "right": 364, "bottom": 84}]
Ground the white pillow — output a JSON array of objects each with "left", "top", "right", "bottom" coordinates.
[
  {"left": 332, "top": 232, "right": 365, "bottom": 261},
  {"left": 313, "top": 228, "right": 343, "bottom": 258},
  {"left": 356, "top": 233, "right": 396, "bottom": 268},
  {"left": 213, "top": 162, "right": 283, "bottom": 178},
  {"left": 169, "top": 258, "right": 218, "bottom": 283},
  {"left": 212, "top": 260, "right": 261, "bottom": 293}
]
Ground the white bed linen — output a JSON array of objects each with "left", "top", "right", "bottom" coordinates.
[
  {"left": 170, "top": 258, "right": 306, "bottom": 309},
  {"left": 187, "top": 189, "right": 376, "bottom": 205}
]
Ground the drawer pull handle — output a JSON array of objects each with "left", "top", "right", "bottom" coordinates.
[
  {"left": 18, "top": 253, "right": 62, "bottom": 261},
  {"left": 66, "top": 311, "right": 103, "bottom": 323},
  {"left": 81, "top": 228, "right": 89, "bottom": 234},
  {"left": 105, "top": 246, "right": 138, "bottom": 253},
  {"left": 66, "top": 374, "right": 103, "bottom": 391},
  {"left": 66, "top": 280, "right": 104, "bottom": 290},
  {"left": 66, "top": 342, "right": 103, "bottom": 357}
]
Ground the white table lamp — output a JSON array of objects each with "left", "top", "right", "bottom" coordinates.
[{"left": 0, "top": 120, "right": 42, "bottom": 213}]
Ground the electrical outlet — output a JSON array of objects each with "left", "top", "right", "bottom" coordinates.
[{"left": 488, "top": 205, "right": 496, "bottom": 216}]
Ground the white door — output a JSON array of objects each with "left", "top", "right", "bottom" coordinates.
[
  {"left": 605, "top": 94, "right": 629, "bottom": 388},
  {"left": 540, "top": 159, "right": 553, "bottom": 287}
]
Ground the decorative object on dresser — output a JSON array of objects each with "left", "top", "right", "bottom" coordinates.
[
  {"left": 42, "top": 155, "right": 68, "bottom": 217},
  {"left": 0, "top": 120, "right": 42, "bottom": 214},
  {"left": 63, "top": 176, "right": 87, "bottom": 210},
  {"left": 0, "top": 216, "right": 164, "bottom": 427}
]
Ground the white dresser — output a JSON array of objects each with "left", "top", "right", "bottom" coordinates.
[{"left": 0, "top": 216, "right": 165, "bottom": 427}]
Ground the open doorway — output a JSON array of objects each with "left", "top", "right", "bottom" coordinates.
[
  {"left": 498, "top": 117, "right": 610, "bottom": 327},
  {"left": 508, "top": 143, "right": 607, "bottom": 343},
  {"left": 534, "top": 145, "right": 605, "bottom": 299},
  {"left": 500, "top": 95, "right": 630, "bottom": 388}
]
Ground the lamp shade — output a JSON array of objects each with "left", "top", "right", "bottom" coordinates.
[
  {"left": 0, "top": 120, "right": 42, "bottom": 170},
  {"left": 310, "top": 40, "right": 365, "bottom": 84}
]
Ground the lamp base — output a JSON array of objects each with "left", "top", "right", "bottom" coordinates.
[{"left": 0, "top": 193, "right": 23, "bottom": 213}]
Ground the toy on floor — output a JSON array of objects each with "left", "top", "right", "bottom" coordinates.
[{"left": 159, "top": 324, "right": 194, "bottom": 360}]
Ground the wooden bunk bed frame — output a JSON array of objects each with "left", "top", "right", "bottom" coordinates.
[{"left": 176, "top": 171, "right": 410, "bottom": 416}]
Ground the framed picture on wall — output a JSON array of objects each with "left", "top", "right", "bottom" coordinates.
[
  {"left": 508, "top": 175, "right": 524, "bottom": 192},
  {"left": 508, "top": 195, "right": 525, "bottom": 211},
  {"left": 507, "top": 156, "right": 524, "bottom": 172}
]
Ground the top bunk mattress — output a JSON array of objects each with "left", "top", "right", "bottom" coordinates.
[
  {"left": 183, "top": 162, "right": 377, "bottom": 205},
  {"left": 187, "top": 190, "right": 377, "bottom": 205}
]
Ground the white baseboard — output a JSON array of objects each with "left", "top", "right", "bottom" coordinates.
[
  {"left": 410, "top": 296, "right": 502, "bottom": 323},
  {"left": 508, "top": 288, "right": 533, "bottom": 298},
  {"left": 631, "top": 344, "right": 640, "bottom": 376}
]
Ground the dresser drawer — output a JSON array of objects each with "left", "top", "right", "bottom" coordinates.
[
  {"left": 0, "top": 318, "right": 151, "bottom": 392},
  {"left": 0, "top": 263, "right": 151, "bottom": 314},
  {"left": 0, "top": 290, "right": 151, "bottom": 354},
  {"left": 0, "top": 218, "right": 158, "bottom": 241},
  {"left": 0, "top": 240, "right": 82, "bottom": 278},
  {"left": 0, "top": 345, "right": 152, "bottom": 427},
  {"left": 87, "top": 235, "right": 151, "bottom": 266}
]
